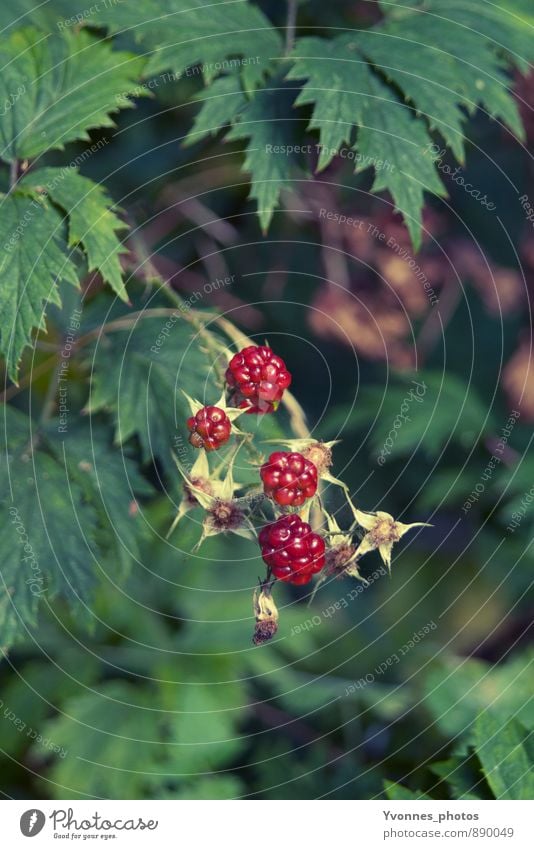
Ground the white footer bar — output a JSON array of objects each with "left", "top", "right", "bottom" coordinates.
[{"left": 1, "top": 799, "right": 531, "bottom": 847}]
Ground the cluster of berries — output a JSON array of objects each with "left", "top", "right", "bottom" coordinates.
[
  {"left": 186, "top": 344, "right": 323, "bottom": 586},
  {"left": 179, "top": 342, "right": 427, "bottom": 645}
]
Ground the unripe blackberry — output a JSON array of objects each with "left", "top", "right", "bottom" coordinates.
[
  {"left": 225, "top": 345, "right": 292, "bottom": 414},
  {"left": 260, "top": 451, "right": 318, "bottom": 507},
  {"left": 187, "top": 405, "right": 231, "bottom": 451},
  {"left": 259, "top": 515, "right": 326, "bottom": 585}
]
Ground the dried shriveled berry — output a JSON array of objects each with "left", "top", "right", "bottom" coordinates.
[{"left": 303, "top": 441, "right": 333, "bottom": 476}]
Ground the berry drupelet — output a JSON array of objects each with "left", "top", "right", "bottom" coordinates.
[
  {"left": 259, "top": 515, "right": 326, "bottom": 585},
  {"left": 225, "top": 345, "right": 292, "bottom": 414},
  {"left": 187, "top": 405, "right": 232, "bottom": 451},
  {"left": 260, "top": 451, "right": 318, "bottom": 507}
]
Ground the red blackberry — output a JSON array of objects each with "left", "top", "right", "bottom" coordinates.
[
  {"left": 260, "top": 451, "right": 318, "bottom": 507},
  {"left": 187, "top": 406, "right": 231, "bottom": 451},
  {"left": 225, "top": 345, "right": 292, "bottom": 414},
  {"left": 259, "top": 515, "right": 326, "bottom": 585}
]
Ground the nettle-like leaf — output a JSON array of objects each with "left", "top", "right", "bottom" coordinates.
[
  {"left": 46, "top": 423, "right": 154, "bottom": 575},
  {"left": 0, "top": 171, "right": 130, "bottom": 380},
  {"left": 184, "top": 1, "right": 529, "bottom": 245},
  {"left": 287, "top": 1, "right": 529, "bottom": 246},
  {"left": 473, "top": 712, "right": 534, "bottom": 800},
  {"left": 289, "top": 35, "right": 446, "bottom": 247},
  {"left": 187, "top": 75, "right": 302, "bottom": 230},
  {"left": 423, "top": 651, "right": 534, "bottom": 745},
  {"left": 184, "top": 73, "right": 248, "bottom": 146},
  {"left": 225, "top": 81, "right": 301, "bottom": 233},
  {"left": 431, "top": 752, "right": 491, "bottom": 800},
  {"left": 354, "top": 20, "right": 522, "bottom": 162},
  {"left": 384, "top": 780, "right": 432, "bottom": 800},
  {"left": 0, "top": 410, "right": 152, "bottom": 650},
  {"left": 0, "top": 191, "right": 79, "bottom": 380},
  {"left": 0, "top": 28, "right": 145, "bottom": 161},
  {"left": 85, "top": 315, "right": 220, "bottom": 466},
  {"left": 0, "top": 0, "right": 281, "bottom": 87},
  {"left": 382, "top": 0, "right": 534, "bottom": 75},
  {"left": 86, "top": 0, "right": 282, "bottom": 87},
  {"left": 21, "top": 168, "right": 128, "bottom": 301},
  {"left": 0, "top": 407, "right": 99, "bottom": 651}
]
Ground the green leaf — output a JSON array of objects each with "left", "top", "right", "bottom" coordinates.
[
  {"left": 416, "top": 465, "right": 491, "bottom": 511},
  {"left": 354, "top": 72, "right": 446, "bottom": 250},
  {"left": 225, "top": 81, "right": 301, "bottom": 232},
  {"left": 353, "top": 28, "right": 466, "bottom": 162},
  {"left": 474, "top": 713, "right": 534, "bottom": 800},
  {"left": 0, "top": 1, "right": 88, "bottom": 33},
  {"left": 87, "top": 0, "right": 282, "bottom": 88},
  {"left": 4, "top": 0, "right": 281, "bottom": 86},
  {"left": 383, "top": 0, "right": 534, "bottom": 74},
  {"left": 424, "top": 651, "right": 534, "bottom": 744},
  {"left": 0, "top": 407, "right": 99, "bottom": 650},
  {"left": 384, "top": 780, "right": 432, "bottom": 800},
  {"left": 0, "top": 28, "right": 144, "bottom": 162},
  {"left": 35, "top": 682, "right": 168, "bottom": 799},
  {"left": 184, "top": 74, "right": 247, "bottom": 146},
  {"left": 0, "top": 191, "right": 79, "bottom": 380},
  {"left": 431, "top": 753, "right": 489, "bottom": 800},
  {"left": 47, "top": 423, "right": 154, "bottom": 574},
  {"left": 0, "top": 0, "right": 282, "bottom": 91},
  {"left": 289, "top": 35, "right": 446, "bottom": 248},
  {"left": 288, "top": 37, "right": 367, "bottom": 170},
  {"left": 21, "top": 168, "right": 128, "bottom": 301},
  {"left": 0, "top": 409, "right": 154, "bottom": 650},
  {"left": 85, "top": 313, "right": 220, "bottom": 465},
  {"left": 357, "top": 15, "right": 524, "bottom": 153}
]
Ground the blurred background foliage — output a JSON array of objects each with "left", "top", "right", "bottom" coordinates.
[{"left": 0, "top": 0, "right": 533, "bottom": 800}]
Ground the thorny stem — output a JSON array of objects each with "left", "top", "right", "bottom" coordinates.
[{"left": 285, "top": 0, "right": 298, "bottom": 55}]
